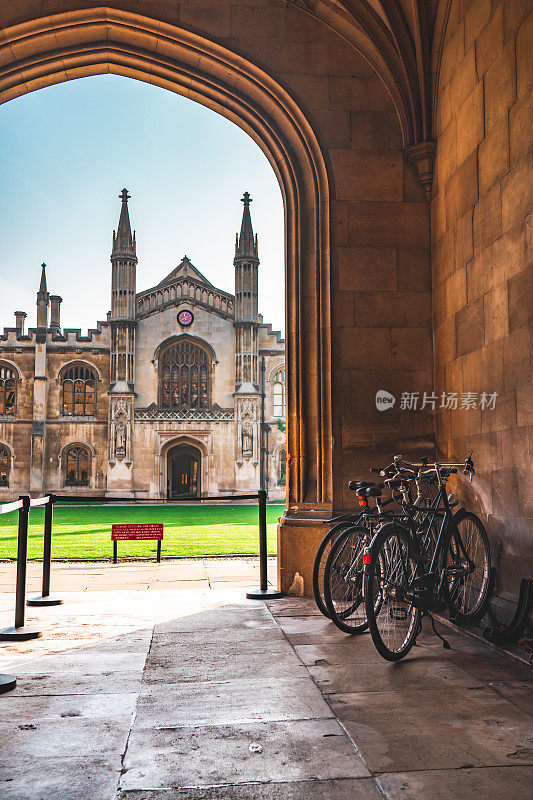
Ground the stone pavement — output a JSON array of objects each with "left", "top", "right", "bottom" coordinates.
[{"left": 0, "top": 560, "right": 531, "bottom": 799}]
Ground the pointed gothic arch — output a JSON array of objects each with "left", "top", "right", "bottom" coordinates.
[{"left": 0, "top": 7, "right": 332, "bottom": 508}]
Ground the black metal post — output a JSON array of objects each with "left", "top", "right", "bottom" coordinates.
[
  {"left": 113, "top": 541, "right": 118, "bottom": 564},
  {"left": 42, "top": 496, "right": 52, "bottom": 596},
  {"left": 28, "top": 495, "right": 63, "bottom": 607},
  {"left": 0, "top": 496, "right": 41, "bottom": 641},
  {"left": 246, "top": 490, "right": 283, "bottom": 600},
  {"left": 264, "top": 424, "right": 270, "bottom": 500},
  {"left": 260, "top": 356, "right": 266, "bottom": 493},
  {"left": 157, "top": 539, "right": 162, "bottom": 563},
  {"left": 14, "top": 496, "right": 29, "bottom": 628}
]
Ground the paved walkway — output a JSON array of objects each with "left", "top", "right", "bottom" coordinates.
[{"left": 0, "top": 561, "right": 531, "bottom": 799}]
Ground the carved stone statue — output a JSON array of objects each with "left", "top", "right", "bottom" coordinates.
[
  {"left": 242, "top": 422, "right": 253, "bottom": 458},
  {"left": 115, "top": 421, "right": 126, "bottom": 453}
]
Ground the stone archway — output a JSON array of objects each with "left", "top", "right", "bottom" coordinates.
[
  {"left": 167, "top": 443, "right": 201, "bottom": 499},
  {"left": 0, "top": 3, "right": 437, "bottom": 595},
  {"left": 0, "top": 7, "right": 332, "bottom": 518}
]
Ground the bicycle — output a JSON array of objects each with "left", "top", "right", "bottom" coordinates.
[
  {"left": 363, "top": 454, "right": 491, "bottom": 661},
  {"left": 320, "top": 481, "right": 396, "bottom": 633}
]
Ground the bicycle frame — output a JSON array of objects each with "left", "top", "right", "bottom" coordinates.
[{"left": 383, "top": 477, "right": 461, "bottom": 611}]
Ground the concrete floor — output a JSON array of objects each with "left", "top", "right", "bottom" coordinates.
[{"left": 0, "top": 560, "right": 531, "bottom": 799}]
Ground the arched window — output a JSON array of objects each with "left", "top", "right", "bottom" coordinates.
[
  {"left": 278, "top": 448, "right": 286, "bottom": 486},
  {"left": 0, "top": 446, "right": 11, "bottom": 487},
  {"left": 0, "top": 364, "right": 17, "bottom": 416},
  {"left": 159, "top": 340, "right": 210, "bottom": 409},
  {"left": 62, "top": 364, "right": 97, "bottom": 416},
  {"left": 272, "top": 368, "right": 285, "bottom": 417},
  {"left": 65, "top": 445, "right": 90, "bottom": 486}
]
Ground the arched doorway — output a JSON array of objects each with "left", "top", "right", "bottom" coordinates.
[{"left": 167, "top": 444, "right": 201, "bottom": 499}]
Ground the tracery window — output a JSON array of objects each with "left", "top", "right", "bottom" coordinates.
[
  {"left": 62, "top": 365, "right": 97, "bottom": 416},
  {"left": 272, "top": 368, "right": 285, "bottom": 417},
  {"left": 65, "top": 445, "right": 90, "bottom": 486},
  {"left": 0, "top": 446, "right": 11, "bottom": 487},
  {"left": 0, "top": 364, "right": 17, "bottom": 416},
  {"left": 278, "top": 448, "right": 286, "bottom": 486},
  {"left": 159, "top": 341, "right": 210, "bottom": 409}
]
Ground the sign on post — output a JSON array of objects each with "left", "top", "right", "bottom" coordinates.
[{"left": 111, "top": 524, "right": 164, "bottom": 563}]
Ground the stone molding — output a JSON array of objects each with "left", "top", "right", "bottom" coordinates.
[
  {"left": 135, "top": 404, "right": 234, "bottom": 422},
  {"left": 136, "top": 278, "right": 234, "bottom": 319}
]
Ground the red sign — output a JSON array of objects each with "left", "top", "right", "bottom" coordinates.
[{"left": 111, "top": 524, "right": 164, "bottom": 541}]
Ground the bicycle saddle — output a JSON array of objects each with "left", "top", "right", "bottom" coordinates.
[
  {"left": 348, "top": 480, "right": 378, "bottom": 491},
  {"left": 362, "top": 484, "right": 384, "bottom": 497}
]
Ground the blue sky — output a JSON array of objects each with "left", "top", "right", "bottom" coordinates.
[{"left": 0, "top": 75, "right": 284, "bottom": 335}]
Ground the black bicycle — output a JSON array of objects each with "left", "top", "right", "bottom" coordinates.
[
  {"left": 312, "top": 514, "right": 360, "bottom": 619},
  {"left": 363, "top": 455, "right": 491, "bottom": 661},
  {"left": 312, "top": 489, "right": 382, "bottom": 619},
  {"left": 318, "top": 482, "right": 396, "bottom": 632}
]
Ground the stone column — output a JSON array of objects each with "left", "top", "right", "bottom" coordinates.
[
  {"left": 30, "top": 330, "right": 47, "bottom": 494},
  {"left": 49, "top": 295, "right": 62, "bottom": 333},
  {"left": 14, "top": 311, "right": 26, "bottom": 336}
]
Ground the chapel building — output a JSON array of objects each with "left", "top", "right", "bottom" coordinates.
[{"left": 0, "top": 190, "right": 286, "bottom": 500}]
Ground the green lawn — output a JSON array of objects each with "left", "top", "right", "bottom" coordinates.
[{"left": 0, "top": 503, "right": 283, "bottom": 560}]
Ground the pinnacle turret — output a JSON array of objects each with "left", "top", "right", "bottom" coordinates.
[
  {"left": 112, "top": 188, "right": 137, "bottom": 258},
  {"left": 235, "top": 192, "right": 258, "bottom": 259},
  {"left": 36, "top": 262, "right": 50, "bottom": 328},
  {"left": 37, "top": 263, "right": 48, "bottom": 302}
]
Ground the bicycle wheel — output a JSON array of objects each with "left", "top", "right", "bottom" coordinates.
[
  {"left": 442, "top": 511, "right": 491, "bottom": 625},
  {"left": 312, "top": 523, "right": 352, "bottom": 618},
  {"left": 323, "top": 525, "right": 370, "bottom": 634},
  {"left": 364, "top": 524, "right": 421, "bottom": 661}
]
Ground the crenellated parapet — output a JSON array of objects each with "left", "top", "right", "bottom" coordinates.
[
  {"left": 258, "top": 323, "right": 284, "bottom": 347},
  {"left": 0, "top": 324, "right": 110, "bottom": 348},
  {"left": 49, "top": 324, "right": 111, "bottom": 347}
]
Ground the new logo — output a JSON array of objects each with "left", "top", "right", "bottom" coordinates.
[{"left": 375, "top": 390, "right": 395, "bottom": 411}]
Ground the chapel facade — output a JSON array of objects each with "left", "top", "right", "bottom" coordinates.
[{"left": 0, "top": 190, "right": 286, "bottom": 501}]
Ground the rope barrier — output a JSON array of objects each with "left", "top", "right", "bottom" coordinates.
[
  {"left": 0, "top": 499, "right": 23, "bottom": 515},
  {"left": 29, "top": 495, "right": 52, "bottom": 508}
]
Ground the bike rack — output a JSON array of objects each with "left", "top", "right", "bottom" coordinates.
[{"left": 483, "top": 578, "right": 532, "bottom": 646}]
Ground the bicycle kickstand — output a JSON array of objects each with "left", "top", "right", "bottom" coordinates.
[{"left": 428, "top": 613, "right": 451, "bottom": 650}]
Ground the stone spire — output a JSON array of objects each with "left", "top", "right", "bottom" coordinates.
[
  {"left": 234, "top": 193, "right": 260, "bottom": 392},
  {"left": 112, "top": 188, "right": 136, "bottom": 257},
  {"left": 235, "top": 192, "right": 258, "bottom": 259},
  {"left": 36, "top": 262, "right": 49, "bottom": 329},
  {"left": 108, "top": 188, "right": 137, "bottom": 497},
  {"left": 110, "top": 187, "right": 137, "bottom": 389}
]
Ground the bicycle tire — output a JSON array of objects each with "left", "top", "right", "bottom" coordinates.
[
  {"left": 312, "top": 522, "right": 352, "bottom": 618},
  {"left": 324, "top": 525, "right": 370, "bottom": 634},
  {"left": 442, "top": 510, "right": 491, "bottom": 625},
  {"left": 364, "top": 523, "right": 421, "bottom": 661}
]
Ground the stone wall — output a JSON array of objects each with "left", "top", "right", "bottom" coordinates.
[
  {"left": 135, "top": 304, "right": 236, "bottom": 409},
  {"left": 0, "top": 348, "right": 34, "bottom": 496},
  {"left": 44, "top": 349, "right": 111, "bottom": 493},
  {"left": 432, "top": 0, "right": 532, "bottom": 603}
]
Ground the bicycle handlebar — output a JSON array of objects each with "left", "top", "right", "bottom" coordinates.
[{"left": 370, "top": 454, "right": 476, "bottom": 484}]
